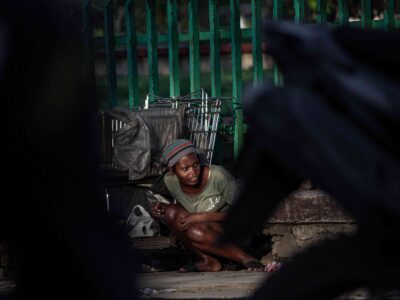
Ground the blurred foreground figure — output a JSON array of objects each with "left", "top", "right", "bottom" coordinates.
[
  {"left": 0, "top": 1, "right": 139, "bottom": 299},
  {"left": 224, "top": 22, "right": 400, "bottom": 299}
]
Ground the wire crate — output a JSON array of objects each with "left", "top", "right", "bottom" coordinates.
[{"left": 146, "top": 89, "right": 230, "bottom": 164}]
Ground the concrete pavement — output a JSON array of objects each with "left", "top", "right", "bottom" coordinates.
[
  {"left": 137, "top": 271, "right": 400, "bottom": 300},
  {"left": 137, "top": 271, "right": 268, "bottom": 299}
]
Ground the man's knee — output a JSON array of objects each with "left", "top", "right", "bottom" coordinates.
[
  {"left": 186, "top": 224, "right": 214, "bottom": 244},
  {"left": 163, "top": 203, "right": 185, "bottom": 225}
]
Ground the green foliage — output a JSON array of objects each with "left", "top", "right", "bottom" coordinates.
[
  {"left": 307, "top": 0, "right": 341, "bottom": 22},
  {"left": 308, "top": 0, "right": 317, "bottom": 11}
]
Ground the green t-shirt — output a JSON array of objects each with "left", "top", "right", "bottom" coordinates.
[{"left": 163, "top": 165, "right": 237, "bottom": 213}]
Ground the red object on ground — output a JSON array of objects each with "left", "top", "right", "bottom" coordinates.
[{"left": 265, "top": 261, "right": 282, "bottom": 273}]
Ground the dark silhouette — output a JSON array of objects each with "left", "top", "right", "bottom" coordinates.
[
  {"left": 224, "top": 23, "right": 400, "bottom": 299},
  {"left": 0, "top": 1, "right": 140, "bottom": 299}
]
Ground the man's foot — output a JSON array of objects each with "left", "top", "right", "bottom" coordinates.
[
  {"left": 243, "top": 259, "right": 265, "bottom": 272},
  {"left": 178, "top": 257, "right": 222, "bottom": 272}
]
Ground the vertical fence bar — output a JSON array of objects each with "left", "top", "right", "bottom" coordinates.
[
  {"left": 273, "top": 0, "right": 283, "bottom": 20},
  {"left": 384, "top": 0, "right": 395, "bottom": 30},
  {"left": 125, "top": 0, "right": 139, "bottom": 108},
  {"left": 104, "top": 0, "right": 118, "bottom": 107},
  {"left": 252, "top": 0, "right": 263, "bottom": 85},
  {"left": 230, "top": 0, "right": 243, "bottom": 159},
  {"left": 294, "top": 0, "right": 305, "bottom": 24},
  {"left": 146, "top": 0, "right": 159, "bottom": 101},
  {"left": 338, "top": 0, "right": 349, "bottom": 25},
  {"left": 317, "top": 0, "right": 328, "bottom": 24},
  {"left": 273, "top": 0, "right": 283, "bottom": 86},
  {"left": 189, "top": 0, "right": 200, "bottom": 94},
  {"left": 209, "top": 0, "right": 221, "bottom": 97},
  {"left": 168, "top": 0, "right": 180, "bottom": 97},
  {"left": 82, "top": 0, "right": 96, "bottom": 92},
  {"left": 361, "top": 0, "right": 372, "bottom": 29}
]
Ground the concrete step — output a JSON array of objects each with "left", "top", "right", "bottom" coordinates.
[{"left": 132, "top": 236, "right": 171, "bottom": 250}]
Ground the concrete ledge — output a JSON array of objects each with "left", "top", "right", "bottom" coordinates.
[{"left": 259, "top": 188, "right": 358, "bottom": 261}]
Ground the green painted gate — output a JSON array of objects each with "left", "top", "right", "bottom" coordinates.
[{"left": 83, "top": 0, "right": 399, "bottom": 159}]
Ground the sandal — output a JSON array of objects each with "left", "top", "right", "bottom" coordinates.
[
  {"left": 243, "top": 259, "right": 265, "bottom": 272},
  {"left": 222, "top": 261, "right": 241, "bottom": 271}
]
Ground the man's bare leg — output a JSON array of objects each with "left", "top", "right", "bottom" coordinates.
[
  {"left": 163, "top": 204, "right": 263, "bottom": 272},
  {"left": 162, "top": 204, "right": 221, "bottom": 271}
]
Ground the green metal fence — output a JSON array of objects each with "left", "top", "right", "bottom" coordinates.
[{"left": 83, "top": 0, "right": 399, "bottom": 160}]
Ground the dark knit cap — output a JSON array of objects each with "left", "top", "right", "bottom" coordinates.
[{"left": 163, "top": 139, "right": 197, "bottom": 167}]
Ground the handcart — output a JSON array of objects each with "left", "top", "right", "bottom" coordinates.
[{"left": 103, "top": 89, "right": 229, "bottom": 172}]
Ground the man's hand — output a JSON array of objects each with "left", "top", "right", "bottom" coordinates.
[
  {"left": 179, "top": 213, "right": 203, "bottom": 231},
  {"left": 149, "top": 202, "right": 165, "bottom": 218}
]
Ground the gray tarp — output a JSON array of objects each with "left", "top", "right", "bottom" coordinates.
[{"left": 108, "top": 106, "right": 186, "bottom": 180}]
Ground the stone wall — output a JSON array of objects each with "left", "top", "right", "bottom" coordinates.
[{"left": 260, "top": 184, "right": 358, "bottom": 264}]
